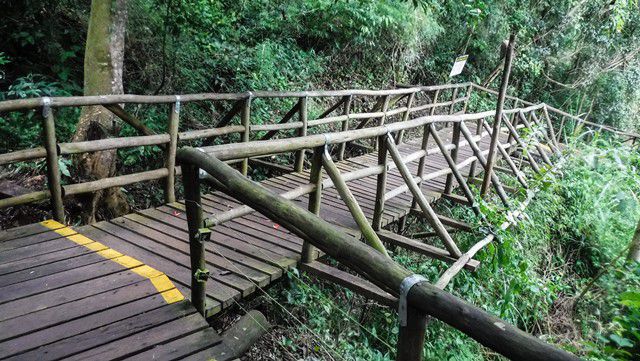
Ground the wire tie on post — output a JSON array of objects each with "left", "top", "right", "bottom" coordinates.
[
  {"left": 174, "top": 95, "right": 181, "bottom": 113},
  {"left": 42, "top": 97, "right": 51, "bottom": 118},
  {"left": 398, "top": 274, "right": 427, "bottom": 327}
]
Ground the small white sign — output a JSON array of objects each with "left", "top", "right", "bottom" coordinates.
[{"left": 449, "top": 55, "right": 468, "bottom": 77}]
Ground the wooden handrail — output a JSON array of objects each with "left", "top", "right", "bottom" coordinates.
[{"left": 176, "top": 147, "right": 580, "bottom": 361}]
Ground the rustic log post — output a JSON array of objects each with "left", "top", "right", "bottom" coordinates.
[
  {"left": 182, "top": 162, "right": 208, "bottom": 316},
  {"left": 557, "top": 116, "right": 567, "bottom": 143},
  {"left": 461, "top": 85, "right": 473, "bottom": 114},
  {"left": 373, "top": 95, "right": 391, "bottom": 149},
  {"left": 458, "top": 122, "right": 511, "bottom": 206},
  {"left": 177, "top": 148, "right": 580, "bottom": 361},
  {"left": 429, "top": 124, "right": 483, "bottom": 218},
  {"left": 372, "top": 135, "right": 389, "bottom": 231},
  {"left": 396, "top": 305, "right": 428, "bottom": 361},
  {"left": 164, "top": 98, "right": 180, "bottom": 203},
  {"left": 294, "top": 96, "right": 308, "bottom": 172},
  {"left": 542, "top": 106, "right": 561, "bottom": 149},
  {"left": 481, "top": 33, "right": 515, "bottom": 198},
  {"left": 322, "top": 147, "right": 389, "bottom": 257},
  {"left": 505, "top": 100, "right": 521, "bottom": 154},
  {"left": 429, "top": 90, "right": 440, "bottom": 116},
  {"left": 338, "top": 95, "right": 353, "bottom": 161},
  {"left": 518, "top": 112, "right": 553, "bottom": 165},
  {"left": 302, "top": 146, "right": 323, "bottom": 263},
  {"left": 479, "top": 122, "right": 528, "bottom": 188},
  {"left": 241, "top": 94, "right": 252, "bottom": 176},
  {"left": 42, "top": 99, "right": 65, "bottom": 222},
  {"left": 502, "top": 113, "right": 542, "bottom": 173},
  {"left": 466, "top": 117, "right": 485, "bottom": 180},
  {"left": 395, "top": 92, "right": 415, "bottom": 144},
  {"left": 444, "top": 121, "right": 461, "bottom": 194},
  {"left": 531, "top": 110, "right": 561, "bottom": 155},
  {"left": 385, "top": 134, "right": 462, "bottom": 257},
  {"left": 448, "top": 87, "right": 459, "bottom": 116}
]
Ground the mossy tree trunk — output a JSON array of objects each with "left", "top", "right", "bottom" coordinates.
[
  {"left": 628, "top": 218, "right": 640, "bottom": 263},
  {"left": 72, "top": 0, "right": 129, "bottom": 223}
]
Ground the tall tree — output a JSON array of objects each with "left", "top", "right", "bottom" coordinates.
[
  {"left": 628, "top": 218, "right": 640, "bottom": 263},
  {"left": 73, "top": 0, "right": 129, "bottom": 223}
]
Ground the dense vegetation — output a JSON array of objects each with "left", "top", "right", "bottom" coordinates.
[
  {"left": 245, "top": 137, "right": 640, "bottom": 360},
  {"left": 2, "top": 0, "right": 639, "bottom": 152}
]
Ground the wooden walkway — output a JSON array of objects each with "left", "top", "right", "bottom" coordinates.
[{"left": 0, "top": 125, "right": 491, "bottom": 358}]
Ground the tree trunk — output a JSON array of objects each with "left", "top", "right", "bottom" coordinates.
[
  {"left": 628, "top": 218, "right": 640, "bottom": 263},
  {"left": 73, "top": 0, "right": 129, "bottom": 223}
]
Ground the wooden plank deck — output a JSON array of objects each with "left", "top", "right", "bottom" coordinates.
[
  {"left": 0, "top": 124, "right": 499, "bottom": 358},
  {"left": 0, "top": 221, "right": 237, "bottom": 360}
]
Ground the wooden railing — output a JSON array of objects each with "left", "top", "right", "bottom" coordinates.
[
  {"left": 0, "top": 82, "right": 636, "bottom": 224},
  {"left": 0, "top": 83, "right": 472, "bottom": 222}
]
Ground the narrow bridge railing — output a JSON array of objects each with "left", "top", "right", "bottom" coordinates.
[
  {"left": 0, "top": 82, "right": 636, "bottom": 224},
  {"left": 0, "top": 83, "right": 471, "bottom": 221},
  {"left": 175, "top": 146, "right": 578, "bottom": 361}
]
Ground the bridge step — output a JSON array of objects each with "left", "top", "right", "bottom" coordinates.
[
  {"left": 300, "top": 261, "right": 397, "bottom": 307},
  {"left": 376, "top": 230, "right": 480, "bottom": 271}
]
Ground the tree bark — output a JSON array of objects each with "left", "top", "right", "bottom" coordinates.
[
  {"left": 73, "top": 0, "right": 129, "bottom": 223},
  {"left": 628, "top": 218, "right": 640, "bottom": 263}
]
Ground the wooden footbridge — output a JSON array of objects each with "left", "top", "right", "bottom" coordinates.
[{"left": 0, "top": 78, "right": 638, "bottom": 360}]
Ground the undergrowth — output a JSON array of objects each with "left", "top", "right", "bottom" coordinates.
[{"left": 247, "top": 137, "right": 640, "bottom": 360}]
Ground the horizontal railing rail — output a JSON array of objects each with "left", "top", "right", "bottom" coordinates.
[{"left": 0, "top": 82, "right": 635, "bottom": 222}]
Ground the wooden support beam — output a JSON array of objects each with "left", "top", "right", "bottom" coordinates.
[
  {"left": 429, "top": 124, "right": 483, "bottom": 218},
  {"left": 248, "top": 158, "right": 292, "bottom": 174},
  {"left": 372, "top": 135, "right": 388, "bottom": 231},
  {"left": 182, "top": 163, "right": 207, "bottom": 316},
  {"left": 302, "top": 147, "right": 323, "bottom": 263},
  {"left": 294, "top": 97, "right": 308, "bottom": 172},
  {"left": 103, "top": 104, "right": 156, "bottom": 136},
  {"left": 301, "top": 261, "right": 396, "bottom": 306},
  {"left": 321, "top": 147, "right": 389, "bottom": 257},
  {"left": 42, "top": 103, "right": 64, "bottom": 222},
  {"left": 501, "top": 113, "right": 542, "bottom": 174},
  {"left": 397, "top": 306, "right": 428, "bottom": 361},
  {"left": 444, "top": 122, "right": 461, "bottom": 194},
  {"left": 481, "top": 33, "right": 515, "bottom": 197},
  {"left": 338, "top": 95, "right": 352, "bottom": 160},
  {"left": 458, "top": 122, "right": 510, "bottom": 207},
  {"left": 517, "top": 112, "right": 553, "bottom": 166},
  {"left": 164, "top": 100, "right": 180, "bottom": 203},
  {"left": 385, "top": 134, "right": 461, "bottom": 257},
  {"left": 240, "top": 96, "right": 252, "bottom": 176},
  {"left": 258, "top": 100, "right": 300, "bottom": 141},
  {"left": 377, "top": 230, "right": 479, "bottom": 271},
  {"left": 466, "top": 118, "right": 485, "bottom": 180},
  {"left": 395, "top": 92, "right": 415, "bottom": 144},
  {"left": 479, "top": 122, "right": 528, "bottom": 189}
]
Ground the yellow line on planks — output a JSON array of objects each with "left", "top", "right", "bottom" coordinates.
[{"left": 40, "top": 220, "right": 184, "bottom": 304}]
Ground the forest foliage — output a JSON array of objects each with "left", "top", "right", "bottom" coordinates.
[{"left": 1, "top": 0, "right": 639, "bottom": 151}]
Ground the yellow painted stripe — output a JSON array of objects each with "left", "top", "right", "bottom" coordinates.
[{"left": 40, "top": 220, "right": 185, "bottom": 304}]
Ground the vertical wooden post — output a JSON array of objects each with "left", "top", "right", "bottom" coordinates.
[
  {"left": 42, "top": 99, "right": 64, "bottom": 222},
  {"left": 557, "top": 116, "right": 566, "bottom": 143},
  {"left": 183, "top": 163, "right": 208, "bottom": 316},
  {"left": 294, "top": 96, "right": 308, "bottom": 172},
  {"left": 164, "top": 98, "right": 180, "bottom": 203},
  {"left": 396, "top": 305, "right": 428, "bottom": 361},
  {"left": 302, "top": 146, "right": 323, "bottom": 263},
  {"left": 506, "top": 100, "right": 521, "bottom": 153},
  {"left": 241, "top": 94, "right": 252, "bottom": 176},
  {"left": 338, "top": 95, "right": 353, "bottom": 161},
  {"left": 466, "top": 117, "right": 485, "bottom": 180},
  {"left": 395, "top": 92, "right": 415, "bottom": 144},
  {"left": 412, "top": 115, "right": 431, "bottom": 209},
  {"left": 373, "top": 95, "right": 390, "bottom": 149},
  {"left": 444, "top": 121, "right": 461, "bottom": 194},
  {"left": 448, "top": 87, "right": 459, "bottom": 115},
  {"left": 461, "top": 85, "right": 473, "bottom": 114},
  {"left": 429, "top": 90, "right": 440, "bottom": 116},
  {"left": 372, "top": 135, "right": 388, "bottom": 231},
  {"left": 481, "top": 33, "right": 515, "bottom": 198}
]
